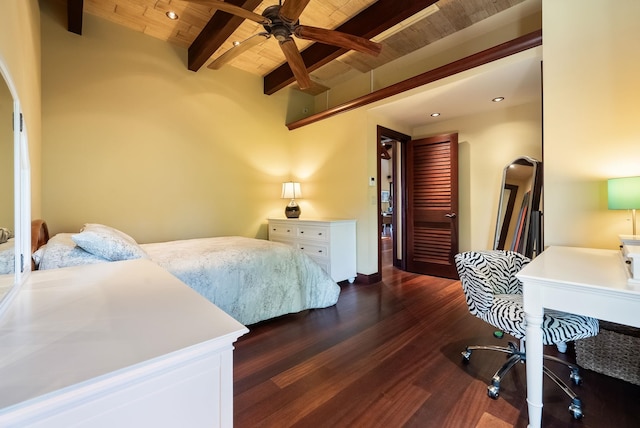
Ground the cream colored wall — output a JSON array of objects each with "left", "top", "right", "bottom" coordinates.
[
  {"left": 543, "top": 0, "right": 640, "bottom": 249},
  {"left": 288, "top": 107, "right": 411, "bottom": 275},
  {"left": 288, "top": 109, "right": 371, "bottom": 273},
  {"left": 40, "top": 2, "right": 301, "bottom": 243},
  {"left": 413, "top": 101, "right": 542, "bottom": 252},
  {"left": 0, "top": 83, "right": 12, "bottom": 228},
  {"left": 0, "top": 0, "right": 41, "bottom": 219}
]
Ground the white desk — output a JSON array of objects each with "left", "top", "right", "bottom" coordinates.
[
  {"left": 0, "top": 259, "right": 248, "bottom": 427},
  {"left": 517, "top": 246, "right": 640, "bottom": 428}
]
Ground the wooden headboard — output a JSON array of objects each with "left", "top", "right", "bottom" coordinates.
[{"left": 31, "top": 219, "right": 50, "bottom": 267}]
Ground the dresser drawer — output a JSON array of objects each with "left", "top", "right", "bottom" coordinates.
[
  {"left": 267, "top": 218, "right": 356, "bottom": 283},
  {"left": 296, "top": 225, "right": 329, "bottom": 242},
  {"left": 269, "top": 223, "right": 296, "bottom": 239},
  {"left": 296, "top": 242, "right": 329, "bottom": 259}
]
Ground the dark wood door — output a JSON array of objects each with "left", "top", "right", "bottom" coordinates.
[{"left": 406, "top": 133, "right": 459, "bottom": 279}]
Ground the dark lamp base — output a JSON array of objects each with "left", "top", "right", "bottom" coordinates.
[{"left": 285, "top": 204, "right": 301, "bottom": 218}]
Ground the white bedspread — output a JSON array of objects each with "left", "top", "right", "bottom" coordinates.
[
  {"left": 142, "top": 237, "right": 340, "bottom": 325},
  {"left": 34, "top": 234, "right": 341, "bottom": 325},
  {"left": 0, "top": 239, "right": 14, "bottom": 275}
]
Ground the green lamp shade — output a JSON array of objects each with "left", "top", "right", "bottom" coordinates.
[{"left": 608, "top": 176, "right": 640, "bottom": 209}]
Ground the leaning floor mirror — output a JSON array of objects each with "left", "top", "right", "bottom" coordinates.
[{"left": 493, "top": 156, "right": 542, "bottom": 259}]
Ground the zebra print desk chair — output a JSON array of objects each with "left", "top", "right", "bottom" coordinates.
[{"left": 454, "top": 250, "right": 600, "bottom": 420}]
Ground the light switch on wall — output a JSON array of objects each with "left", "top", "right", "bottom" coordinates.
[{"left": 369, "top": 177, "right": 376, "bottom": 187}]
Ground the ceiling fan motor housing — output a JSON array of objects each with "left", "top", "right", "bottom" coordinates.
[
  {"left": 202, "top": 0, "right": 381, "bottom": 91},
  {"left": 263, "top": 5, "right": 298, "bottom": 42}
]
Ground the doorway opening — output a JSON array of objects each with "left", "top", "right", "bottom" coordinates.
[{"left": 377, "top": 126, "right": 410, "bottom": 275}]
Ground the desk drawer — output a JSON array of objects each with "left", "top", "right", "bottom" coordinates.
[{"left": 296, "top": 225, "right": 329, "bottom": 242}]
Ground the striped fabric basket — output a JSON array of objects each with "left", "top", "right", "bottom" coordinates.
[{"left": 574, "top": 321, "right": 640, "bottom": 386}]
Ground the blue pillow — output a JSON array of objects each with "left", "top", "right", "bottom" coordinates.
[{"left": 72, "top": 223, "right": 148, "bottom": 261}]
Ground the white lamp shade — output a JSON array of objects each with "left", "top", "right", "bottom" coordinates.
[
  {"left": 608, "top": 177, "right": 640, "bottom": 209},
  {"left": 281, "top": 182, "right": 302, "bottom": 199}
]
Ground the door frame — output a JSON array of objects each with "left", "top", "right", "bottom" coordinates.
[{"left": 377, "top": 126, "right": 411, "bottom": 278}]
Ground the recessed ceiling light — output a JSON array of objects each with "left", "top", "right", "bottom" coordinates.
[
  {"left": 430, "top": 112, "right": 440, "bottom": 117},
  {"left": 166, "top": 11, "right": 179, "bottom": 20},
  {"left": 492, "top": 97, "right": 505, "bottom": 102}
]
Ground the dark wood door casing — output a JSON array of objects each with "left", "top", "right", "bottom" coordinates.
[
  {"left": 406, "top": 133, "right": 459, "bottom": 279},
  {"left": 376, "top": 126, "right": 411, "bottom": 281}
]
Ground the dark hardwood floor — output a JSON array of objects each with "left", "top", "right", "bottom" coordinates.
[{"left": 233, "top": 237, "right": 640, "bottom": 427}]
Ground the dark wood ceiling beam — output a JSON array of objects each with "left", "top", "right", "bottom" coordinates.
[
  {"left": 264, "top": 0, "right": 439, "bottom": 95},
  {"left": 67, "top": 0, "right": 84, "bottom": 35},
  {"left": 286, "top": 30, "right": 542, "bottom": 130},
  {"left": 188, "top": 0, "right": 263, "bottom": 72}
]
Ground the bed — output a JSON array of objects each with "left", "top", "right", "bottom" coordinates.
[
  {"left": 0, "top": 239, "right": 14, "bottom": 275},
  {"left": 0, "top": 225, "right": 16, "bottom": 275},
  {"left": 0, "top": 220, "right": 50, "bottom": 274},
  {"left": 32, "top": 223, "right": 341, "bottom": 325}
]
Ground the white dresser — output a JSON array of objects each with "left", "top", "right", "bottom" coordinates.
[
  {"left": 0, "top": 259, "right": 248, "bottom": 427},
  {"left": 268, "top": 218, "right": 357, "bottom": 283}
]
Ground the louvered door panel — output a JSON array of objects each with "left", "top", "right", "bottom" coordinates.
[{"left": 406, "top": 133, "right": 459, "bottom": 279}]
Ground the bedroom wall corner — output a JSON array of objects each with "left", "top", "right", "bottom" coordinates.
[
  {"left": 288, "top": 108, "right": 379, "bottom": 275},
  {"left": 40, "top": 1, "right": 294, "bottom": 243}
]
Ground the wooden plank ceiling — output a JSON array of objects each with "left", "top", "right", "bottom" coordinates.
[{"left": 65, "top": 0, "right": 527, "bottom": 95}]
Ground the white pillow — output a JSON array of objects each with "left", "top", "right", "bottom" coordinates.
[
  {"left": 0, "top": 227, "right": 13, "bottom": 244},
  {"left": 72, "top": 224, "right": 148, "bottom": 261},
  {"left": 34, "top": 233, "right": 108, "bottom": 270}
]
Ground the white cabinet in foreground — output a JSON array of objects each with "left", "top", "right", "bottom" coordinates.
[
  {"left": 0, "top": 259, "right": 248, "bottom": 427},
  {"left": 268, "top": 218, "right": 357, "bottom": 283}
]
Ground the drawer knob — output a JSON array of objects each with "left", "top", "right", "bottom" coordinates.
[
  {"left": 318, "top": 250, "right": 323, "bottom": 253},
  {"left": 301, "top": 231, "right": 304, "bottom": 234},
  {"left": 300, "top": 247, "right": 304, "bottom": 250},
  {"left": 318, "top": 232, "right": 323, "bottom": 236},
  {"left": 287, "top": 229, "right": 291, "bottom": 232}
]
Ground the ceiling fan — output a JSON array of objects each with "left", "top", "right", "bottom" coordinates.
[{"left": 187, "top": 0, "right": 383, "bottom": 90}]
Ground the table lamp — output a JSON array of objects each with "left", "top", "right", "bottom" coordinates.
[
  {"left": 282, "top": 182, "right": 302, "bottom": 218},
  {"left": 608, "top": 176, "right": 640, "bottom": 236}
]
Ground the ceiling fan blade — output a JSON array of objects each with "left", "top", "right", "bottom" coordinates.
[
  {"left": 208, "top": 33, "right": 270, "bottom": 70},
  {"left": 279, "top": 0, "right": 312, "bottom": 24},
  {"left": 184, "top": 0, "right": 270, "bottom": 24},
  {"left": 294, "top": 25, "right": 382, "bottom": 56},
  {"left": 279, "top": 37, "right": 312, "bottom": 90}
]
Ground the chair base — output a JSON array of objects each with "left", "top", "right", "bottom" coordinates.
[{"left": 461, "top": 342, "right": 584, "bottom": 420}]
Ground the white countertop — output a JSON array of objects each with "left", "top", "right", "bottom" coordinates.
[
  {"left": 0, "top": 259, "right": 248, "bottom": 410},
  {"left": 517, "top": 245, "right": 638, "bottom": 293}
]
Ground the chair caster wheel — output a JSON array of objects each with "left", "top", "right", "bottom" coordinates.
[
  {"left": 569, "top": 398, "right": 583, "bottom": 420},
  {"left": 570, "top": 369, "right": 583, "bottom": 386},
  {"left": 487, "top": 384, "right": 500, "bottom": 399},
  {"left": 461, "top": 349, "right": 471, "bottom": 363}
]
